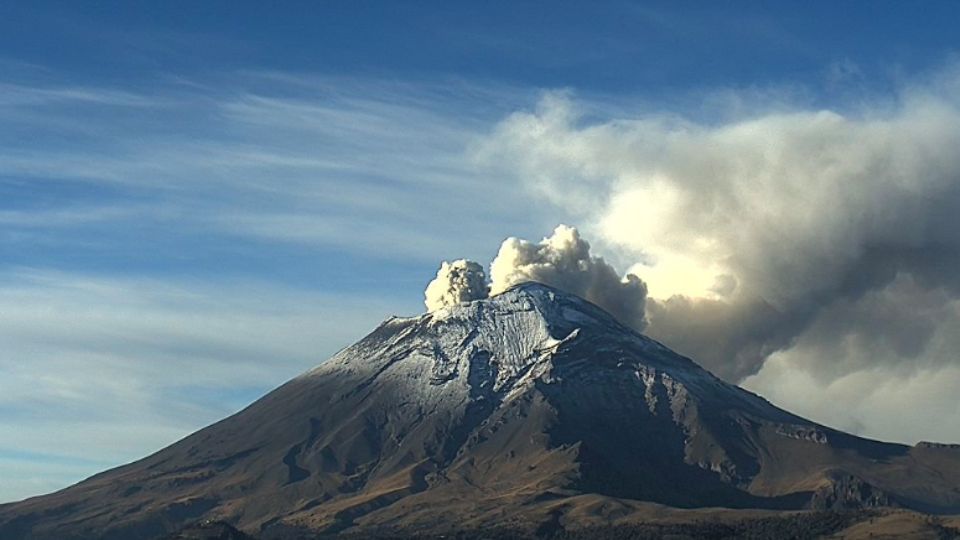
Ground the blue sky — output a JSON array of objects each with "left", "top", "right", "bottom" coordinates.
[{"left": 3, "top": 2, "right": 960, "bottom": 503}]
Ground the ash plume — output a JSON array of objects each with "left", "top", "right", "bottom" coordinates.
[
  {"left": 424, "top": 259, "right": 489, "bottom": 311},
  {"left": 466, "top": 67, "right": 960, "bottom": 443},
  {"left": 424, "top": 227, "right": 647, "bottom": 329},
  {"left": 489, "top": 225, "right": 648, "bottom": 330}
]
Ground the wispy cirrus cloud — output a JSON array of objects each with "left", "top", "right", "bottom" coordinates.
[
  {"left": 0, "top": 268, "right": 411, "bottom": 502},
  {"left": 0, "top": 70, "right": 554, "bottom": 502},
  {"left": 0, "top": 71, "right": 547, "bottom": 264}
]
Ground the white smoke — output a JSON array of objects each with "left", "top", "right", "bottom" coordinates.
[
  {"left": 424, "top": 259, "right": 489, "bottom": 311},
  {"left": 489, "top": 225, "right": 648, "bottom": 329},
  {"left": 423, "top": 226, "right": 648, "bottom": 329},
  {"left": 476, "top": 80, "right": 960, "bottom": 380},
  {"left": 471, "top": 68, "right": 960, "bottom": 444}
]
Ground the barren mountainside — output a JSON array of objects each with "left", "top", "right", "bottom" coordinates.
[{"left": 2, "top": 283, "right": 960, "bottom": 539}]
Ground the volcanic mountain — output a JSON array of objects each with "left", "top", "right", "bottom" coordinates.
[{"left": 3, "top": 283, "right": 960, "bottom": 539}]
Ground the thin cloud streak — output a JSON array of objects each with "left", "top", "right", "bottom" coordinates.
[
  {"left": 0, "top": 269, "right": 412, "bottom": 502},
  {"left": 0, "top": 72, "right": 542, "bottom": 262},
  {"left": 0, "top": 72, "right": 559, "bottom": 502}
]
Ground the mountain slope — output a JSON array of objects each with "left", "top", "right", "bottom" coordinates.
[{"left": 2, "top": 283, "right": 960, "bottom": 539}]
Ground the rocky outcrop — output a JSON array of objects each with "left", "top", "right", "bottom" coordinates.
[{"left": 810, "top": 474, "right": 896, "bottom": 510}]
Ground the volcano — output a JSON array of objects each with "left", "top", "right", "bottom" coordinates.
[{"left": 3, "top": 283, "right": 960, "bottom": 539}]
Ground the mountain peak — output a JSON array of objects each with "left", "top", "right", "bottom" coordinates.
[
  {"left": 318, "top": 279, "right": 679, "bottom": 401},
  {"left": 4, "top": 280, "right": 960, "bottom": 539},
  {"left": 425, "top": 280, "right": 636, "bottom": 342}
]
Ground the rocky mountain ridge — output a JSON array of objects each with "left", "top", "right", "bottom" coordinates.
[{"left": 2, "top": 283, "right": 959, "bottom": 539}]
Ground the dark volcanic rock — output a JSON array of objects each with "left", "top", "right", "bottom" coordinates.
[
  {"left": 810, "top": 474, "right": 896, "bottom": 510},
  {"left": 165, "top": 520, "right": 255, "bottom": 540},
  {"left": 916, "top": 441, "right": 960, "bottom": 450}
]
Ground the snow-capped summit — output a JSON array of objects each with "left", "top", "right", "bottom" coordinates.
[{"left": 3, "top": 282, "right": 960, "bottom": 539}]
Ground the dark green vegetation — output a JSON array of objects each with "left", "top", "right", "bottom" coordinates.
[
  {"left": 180, "top": 510, "right": 960, "bottom": 539},
  {"left": 549, "top": 511, "right": 878, "bottom": 540},
  {"left": 164, "top": 520, "right": 256, "bottom": 540}
]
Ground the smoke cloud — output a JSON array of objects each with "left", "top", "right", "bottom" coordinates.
[
  {"left": 489, "top": 225, "right": 648, "bottom": 329},
  {"left": 469, "top": 67, "right": 960, "bottom": 443},
  {"left": 424, "top": 259, "right": 489, "bottom": 311},
  {"left": 477, "top": 76, "right": 960, "bottom": 378},
  {"left": 424, "top": 227, "right": 647, "bottom": 329}
]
